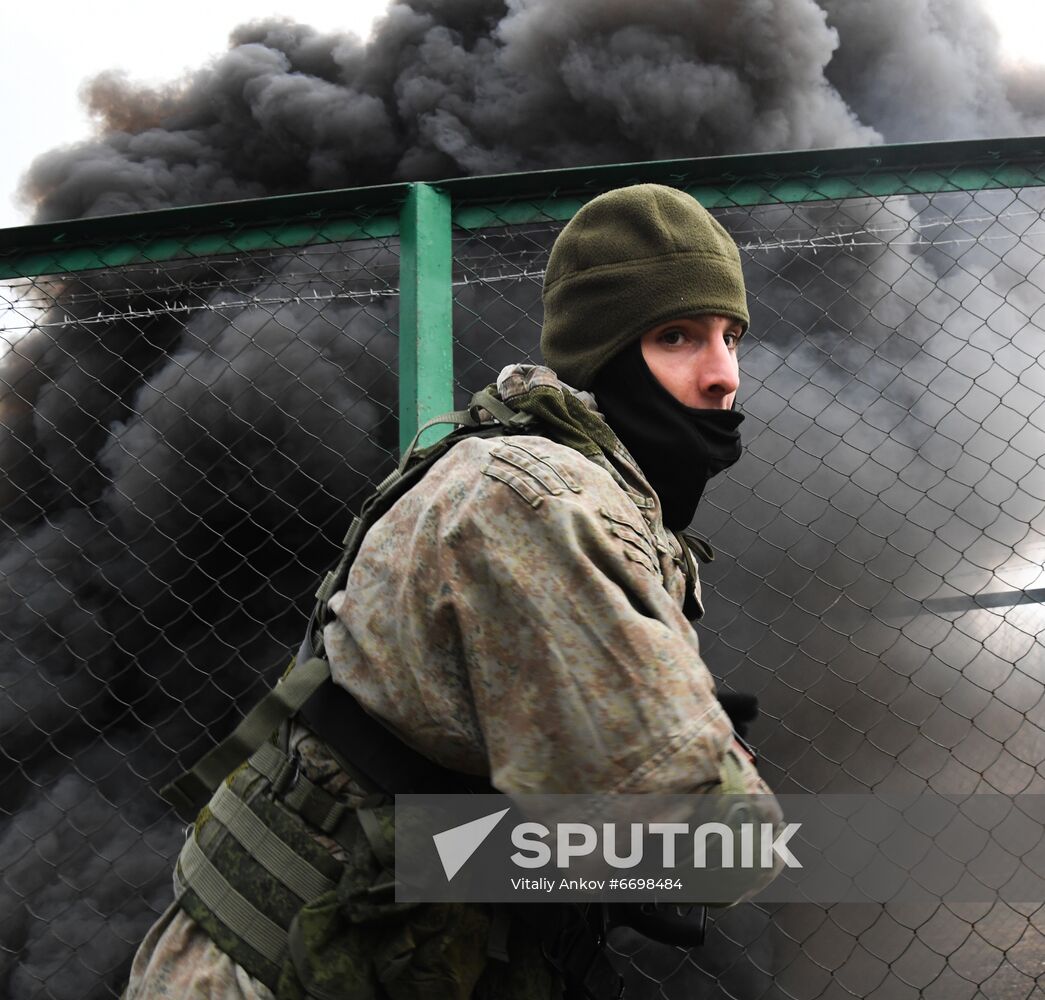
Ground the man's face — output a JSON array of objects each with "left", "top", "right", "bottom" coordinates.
[{"left": 639, "top": 314, "right": 742, "bottom": 409}]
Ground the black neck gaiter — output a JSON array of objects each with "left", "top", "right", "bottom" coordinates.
[{"left": 592, "top": 339, "right": 744, "bottom": 530}]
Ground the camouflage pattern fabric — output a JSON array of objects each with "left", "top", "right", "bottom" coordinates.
[
  {"left": 124, "top": 363, "right": 779, "bottom": 999},
  {"left": 124, "top": 906, "right": 275, "bottom": 1000},
  {"left": 324, "top": 364, "right": 775, "bottom": 803}
]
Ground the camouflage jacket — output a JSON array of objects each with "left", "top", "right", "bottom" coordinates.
[{"left": 323, "top": 363, "right": 771, "bottom": 799}]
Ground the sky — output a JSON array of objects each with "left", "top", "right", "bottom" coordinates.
[
  {"left": 2, "top": 0, "right": 1044, "bottom": 231},
  {"left": 0, "top": 1, "right": 390, "bottom": 229}
]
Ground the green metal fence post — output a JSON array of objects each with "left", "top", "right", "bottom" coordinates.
[{"left": 398, "top": 182, "right": 455, "bottom": 456}]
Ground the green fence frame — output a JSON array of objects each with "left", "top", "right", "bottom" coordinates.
[{"left": 4, "top": 135, "right": 1045, "bottom": 451}]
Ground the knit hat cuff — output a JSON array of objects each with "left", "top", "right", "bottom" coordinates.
[{"left": 542, "top": 249, "right": 749, "bottom": 389}]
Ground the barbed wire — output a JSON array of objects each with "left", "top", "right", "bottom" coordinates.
[
  {"left": 5, "top": 201, "right": 1045, "bottom": 303},
  {"left": 6, "top": 223, "right": 1045, "bottom": 321},
  {"left": 0, "top": 271, "right": 554, "bottom": 333}
]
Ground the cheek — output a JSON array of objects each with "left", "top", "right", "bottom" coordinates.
[
  {"left": 640, "top": 342, "right": 678, "bottom": 389},
  {"left": 641, "top": 344, "right": 696, "bottom": 402}
]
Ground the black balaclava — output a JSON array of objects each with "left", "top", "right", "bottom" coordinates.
[{"left": 592, "top": 338, "right": 744, "bottom": 530}]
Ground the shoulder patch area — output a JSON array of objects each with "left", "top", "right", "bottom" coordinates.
[
  {"left": 480, "top": 440, "right": 584, "bottom": 509},
  {"left": 598, "top": 506, "right": 660, "bottom": 576}
]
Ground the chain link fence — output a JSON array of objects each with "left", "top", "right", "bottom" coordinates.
[{"left": 2, "top": 139, "right": 1044, "bottom": 998}]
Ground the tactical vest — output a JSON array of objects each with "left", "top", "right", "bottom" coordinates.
[{"left": 160, "top": 386, "right": 715, "bottom": 1000}]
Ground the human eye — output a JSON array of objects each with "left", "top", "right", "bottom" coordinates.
[
  {"left": 723, "top": 329, "right": 742, "bottom": 351},
  {"left": 658, "top": 327, "right": 686, "bottom": 346}
]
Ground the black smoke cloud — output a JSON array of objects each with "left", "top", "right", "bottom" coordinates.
[
  {"left": 19, "top": 0, "right": 1045, "bottom": 223},
  {"left": 822, "top": 0, "right": 1045, "bottom": 142},
  {"left": 4, "top": 0, "right": 1045, "bottom": 997}
]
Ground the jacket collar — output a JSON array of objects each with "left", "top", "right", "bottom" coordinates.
[{"left": 493, "top": 363, "right": 659, "bottom": 510}]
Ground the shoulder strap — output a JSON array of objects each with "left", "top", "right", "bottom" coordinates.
[
  {"left": 311, "top": 391, "right": 537, "bottom": 647},
  {"left": 161, "top": 656, "right": 331, "bottom": 816},
  {"left": 674, "top": 529, "right": 716, "bottom": 621},
  {"left": 680, "top": 530, "right": 715, "bottom": 564}
]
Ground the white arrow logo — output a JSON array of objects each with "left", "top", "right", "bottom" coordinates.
[{"left": 433, "top": 808, "right": 510, "bottom": 881}]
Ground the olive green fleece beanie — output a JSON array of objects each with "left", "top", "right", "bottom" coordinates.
[{"left": 540, "top": 184, "right": 749, "bottom": 389}]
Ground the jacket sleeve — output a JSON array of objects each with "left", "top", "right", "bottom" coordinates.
[{"left": 436, "top": 436, "right": 772, "bottom": 802}]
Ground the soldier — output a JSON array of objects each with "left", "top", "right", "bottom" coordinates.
[{"left": 124, "top": 183, "right": 780, "bottom": 999}]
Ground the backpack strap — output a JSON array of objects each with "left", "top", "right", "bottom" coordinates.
[
  {"left": 312, "top": 391, "right": 537, "bottom": 645},
  {"left": 161, "top": 656, "right": 330, "bottom": 816}
]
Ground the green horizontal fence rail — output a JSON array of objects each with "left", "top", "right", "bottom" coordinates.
[
  {"left": 6, "top": 135, "right": 1045, "bottom": 273},
  {"left": 4, "top": 134, "right": 1045, "bottom": 1000}
]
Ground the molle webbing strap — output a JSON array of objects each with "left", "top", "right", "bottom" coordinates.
[
  {"left": 396, "top": 406, "right": 481, "bottom": 474},
  {"left": 207, "top": 782, "right": 335, "bottom": 902},
  {"left": 247, "top": 740, "right": 365, "bottom": 853},
  {"left": 178, "top": 835, "right": 288, "bottom": 966},
  {"left": 394, "top": 390, "right": 535, "bottom": 477},
  {"left": 355, "top": 806, "right": 395, "bottom": 870},
  {"left": 468, "top": 387, "right": 538, "bottom": 432},
  {"left": 161, "top": 656, "right": 331, "bottom": 816},
  {"left": 676, "top": 530, "right": 715, "bottom": 621},
  {"left": 281, "top": 778, "right": 350, "bottom": 839},
  {"left": 175, "top": 740, "right": 357, "bottom": 990},
  {"left": 681, "top": 530, "right": 715, "bottom": 564},
  {"left": 313, "top": 423, "right": 472, "bottom": 628}
]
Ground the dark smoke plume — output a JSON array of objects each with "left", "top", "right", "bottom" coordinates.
[
  {"left": 18, "top": 0, "right": 1045, "bottom": 223},
  {"left": 4, "top": 1, "right": 1045, "bottom": 997}
]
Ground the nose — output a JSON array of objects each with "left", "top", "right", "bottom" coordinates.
[{"left": 697, "top": 338, "right": 740, "bottom": 402}]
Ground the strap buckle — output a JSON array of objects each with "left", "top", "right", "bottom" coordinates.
[
  {"left": 270, "top": 750, "right": 302, "bottom": 797},
  {"left": 469, "top": 387, "right": 537, "bottom": 431}
]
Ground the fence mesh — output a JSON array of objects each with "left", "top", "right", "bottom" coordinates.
[
  {"left": 2, "top": 146, "right": 1044, "bottom": 998},
  {"left": 0, "top": 206, "right": 403, "bottom": 997}
]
